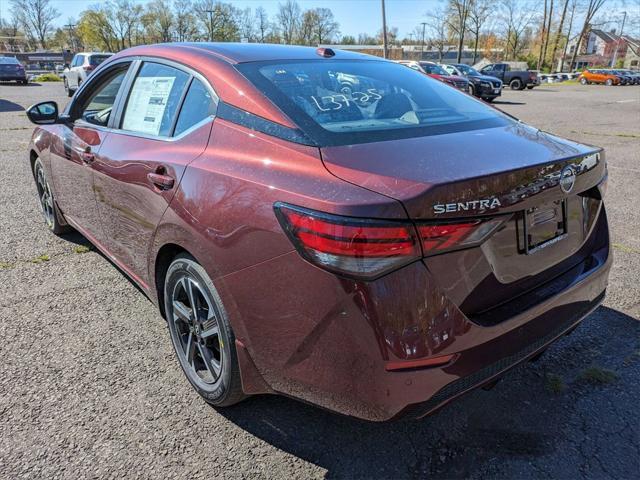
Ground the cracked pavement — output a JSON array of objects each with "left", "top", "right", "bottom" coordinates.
[{"left": 1, "top": 81, "right": 639, "bottom": 479}]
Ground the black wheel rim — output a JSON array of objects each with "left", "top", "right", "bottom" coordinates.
[
  {"left": 171, "top": 275, "right": 223, "bottom": 385},
  {"left": 35, "top": 163, "right": 54, "bottom": 229}
]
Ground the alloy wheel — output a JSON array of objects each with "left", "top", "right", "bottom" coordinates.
[
  {"left": 170, "top": 275, "right": 223, "bottom": 386},
  {"left": 35, "top": 163, "right": 55, "bottom": 229}
]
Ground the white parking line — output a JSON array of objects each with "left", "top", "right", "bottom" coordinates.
[{"left": 615, "top": 99, "right": 638, "bottom": 103}]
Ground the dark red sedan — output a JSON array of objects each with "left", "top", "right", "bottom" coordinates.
[{"left": 26, "top": 43, "right": 611, "bottom": 421}]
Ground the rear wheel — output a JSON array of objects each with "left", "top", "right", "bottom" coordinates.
[
  {"left": 580, "top": 77, "right": 588, "bottom": 85},
  {"left": 33, "top": 158, "right": 69, "bottom": 235},
  {"left": 164, "top": 254, "right": 245, "bottom": 407},
  {"left": 605, "top": 78, "right": 613, "bottom": 86},
  {"left": 509, "top": 78, "right": 523, "bottom": 90}
]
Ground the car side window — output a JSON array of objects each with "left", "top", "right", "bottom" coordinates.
[
  {"left": 76, "top": 67, "right": 128, "bottom": 127},
  {"left": 174, "top": 79, "right": 216, "bottom": 136},
  {"left": 121, "top": 62, "right": 189, "bottom": 137},
  {"left": 75, "top": 55, "right": 84, "bottom": 67}
]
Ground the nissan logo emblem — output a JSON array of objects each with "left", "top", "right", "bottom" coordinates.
[{"left": 559, "top": 165, "right": 576, "bottom": 193}]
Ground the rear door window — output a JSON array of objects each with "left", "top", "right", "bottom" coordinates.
[
  {"left": 174, "top": 79, "right": 216, "bottom": 136},
  {"left": 121, "top": 62, "right": 189, "bottom": 136}
]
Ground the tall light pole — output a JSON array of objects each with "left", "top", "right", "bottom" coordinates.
[
  {"left": 206, "top": 9, "right": 215, "bottom": 42},
  {"left": 610, "top": 11, "right": 627, "bottom": 68},
  {"left": 65, "top": 23, "right": 76, "bottom": 51},
  {"left": 420, "top": 22, "right": 427, "bottom": 57},
  {"left": 381, "top": 0, "right": 388, "bottom": 59}
]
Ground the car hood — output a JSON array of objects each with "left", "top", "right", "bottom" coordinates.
[{"left": 320, "top": 122, "right": 600, "bottom": 219}]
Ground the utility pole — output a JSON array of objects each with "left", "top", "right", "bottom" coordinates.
[
  {"left": 206, "top": 9, "right": 214, "bottom": 42},
  {"left": 421, "top": 22, "right": 427, "bottom": 57},
  {"left": 381, "top": 0, "right": 388, "bottom": 59},
  {"left": 65, "top": 23, "right": 76, "bottom": 52},
  {"left": 610, "top": 11, "right": 627, "bottom": 68}
]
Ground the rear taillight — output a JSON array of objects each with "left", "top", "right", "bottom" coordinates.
[
  {"left": 83, "top": 65, "right": 95, "bottom": 72},
  {"left": 275, "top": 203, "right": 505, "bottom": 279},
  {"left": 418, "top": 218, "right": 504, "bottom": 255}
]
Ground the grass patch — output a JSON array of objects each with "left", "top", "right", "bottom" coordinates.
[
  {"left": 73, "top": 245, "right": 91, "bottom": 254},
  {"left": 0, "top": 261, "right": 14, "bottom": 270},
  {"left": 579, "top": 367, "right": 618, "bottom": 385},
  {"left": 545, "top": 373, "right": 565, "bottom": 393},
  {"left": 30, "top": 254, "right": 50, "bottom": 264},
  {"left": 34, "top": 73, "right": 62, "bottom": 82},
  {"left": 612, "top": 243, "right": 640, "bottom": 254}
]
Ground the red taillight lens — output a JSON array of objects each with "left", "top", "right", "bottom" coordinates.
[
  {"left": 274, "top": 203, "right": 420, "bottom": 279},
  {"left": 275, "top": 203, "right": 505, "bottom": 279},
  {"left": 83, "top": 65, "right": 95, "bottom": 72},
  {"left": 418, "top": 218, "right": 504, "bottom": 255}
]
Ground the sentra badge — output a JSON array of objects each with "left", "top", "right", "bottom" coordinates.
[{"left": 433, "top": 197, "right": 502, "bottom": 214}]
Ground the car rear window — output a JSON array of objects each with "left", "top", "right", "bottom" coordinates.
[
  {"left": 236, "top": 59, "right": 510, "bottom": 147},
  {"left": 90, "top": 55, "right": 111, "bottom": 66}
]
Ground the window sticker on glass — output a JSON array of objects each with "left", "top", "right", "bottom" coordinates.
[{"left": 122, "top": 76, "right": 176, "bottom": 135}]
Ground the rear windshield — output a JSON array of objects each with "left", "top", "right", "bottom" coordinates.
[
  {"left": 236, "top": 59, "right": 510, "bottom": 146},
  {"left": 90, "top": 55, "right": 111, "bottom": 66}
]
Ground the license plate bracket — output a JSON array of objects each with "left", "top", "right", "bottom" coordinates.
[{"left": 518, "top": 199, "right": 568, "bottom": 254}]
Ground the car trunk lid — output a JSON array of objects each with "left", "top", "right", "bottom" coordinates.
[{"left": 320, "top": 123, "right": 606, "bottom": 321}]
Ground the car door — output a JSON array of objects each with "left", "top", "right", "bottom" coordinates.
[
  {"left": 49, "top": 62, "right": 131, "bottom": 239},
  {"left": 92, "top": 60, "right": 216, "bottom": 285}
]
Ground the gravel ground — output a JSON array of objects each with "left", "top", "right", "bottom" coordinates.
[{"left": 1, "top": 81, "right": 639, "bottom": 480}]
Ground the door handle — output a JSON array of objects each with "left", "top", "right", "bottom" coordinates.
[
  {"left": 147, "top": 171, "right": 175, "bottom": 190},
  {"left": 81, "top": 147, "right": 94, "bottom": 164}
]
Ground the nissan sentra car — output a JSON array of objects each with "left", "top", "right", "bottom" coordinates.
[{"left": 26, "top": 43, "right": 611, "bottom": 421}]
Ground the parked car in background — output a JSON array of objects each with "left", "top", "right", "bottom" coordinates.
[
  {"left": 0, "top": 56, "right": 28, "bottom": 84},
  {"left": 63, "top": 52, "right": 113, "bottom": 96},
  {"left": 25, "top": 43, "right": 611, "bottom": 422},
  {"left": 443, "top": 63, "right": 502, "bottom": 102},
  {"left": 397, "top": 60, "right": 469, "bottom": 91},
  {"left": 578, "top": 69, "right": 620, "bottom": 86},
  {"left": 480, "top": 63, "right": 539, "bottom": 90},
  {"left": 619, "top": 70, "right": 640, "bottom": 84},
  {"left": 608, "top": 70, "right": 634, "bottom": 85}
]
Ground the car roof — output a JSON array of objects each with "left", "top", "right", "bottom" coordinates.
[{"left": 127, "top": 43, "right": 378, "bottom": 64}]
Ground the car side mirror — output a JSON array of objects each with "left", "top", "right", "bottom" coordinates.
[{"left": 26, "top": 101, "right": 59, "bottom": 125}]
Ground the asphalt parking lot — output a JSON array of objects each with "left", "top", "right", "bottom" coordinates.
[{"left": 1, "top": 81, "right": 639, "bottom": 479}]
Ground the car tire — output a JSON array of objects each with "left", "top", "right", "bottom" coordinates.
[
  {"left": 468, "top": 83, "right": 476, "bottom": 96},
  {"left": 580, "top": 77, "right": 588, "bottom": 85},
  {"left": 485, "top": 96, "right": 496, "bottom": 103},
  {"left": 526, "top": 85, "right": 534, "bottom": 89},
  {"left": 164, "top": 254, "right": 246, "bottom": 407},
  {"left": 33, "top": 157, "right": 69, "bottom": 235},
  {"left": 605, "top": 79, "right": 613, "bottom": 86},
  {"left": 64, "top": 78, "right": 73, "bottom": 97},
  {"left": 509, "top": 78, "right": 523, "bottom": 90}
]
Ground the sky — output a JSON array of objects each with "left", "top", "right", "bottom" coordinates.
[{"left": 1, "top": 0, "right": 635, "bottom": 40}]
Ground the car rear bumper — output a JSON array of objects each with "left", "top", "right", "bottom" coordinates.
[
  {"left": 0, "top": 75, "right": 27, "bottom": 81},
  {"left": 222, "top": 208, "right": 611, "bottom": 422}
]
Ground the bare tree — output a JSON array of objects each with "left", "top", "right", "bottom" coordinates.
[
  {"left": 569, "top": 0, "right": 607, "bottom": 70},
  {"left": 174, "top": 0, "right": 197, "bottom": 41},
  {"left": 560, "top": 0, "right": 577, "bottom": 71},
  {"left": 550, "top": 0, "right": 570, "bottom": 71},
  {"left": 446, "top": 0, "right": 472, "bottom": 62},
  {"left": 193, "top": 1, "right": 240, "bottom": 42},
  {"left": 255, "top": 6, "right": 270, "bottom": 42},
  {"left": 311, "top": 8, "right": 339, "bottom": 44},
  {"left": 500, "top": 0, "right": 536, "bottom": 60},
  {"left": 277, "top": 0, "right": 301, "bottom": 44},
  {"left": 10, "top": 0, "right": 59, "bottom": 48},
  {"left": 239, "top": 7, "right": 256, "bottom": 42},
  {"left": 425, "top": 7, "right": 449, "bottom": 62},
  {"left": 541, "top": 0, "right": 554, "bottom": 68},
  {"left": 536, "top": 0, "right": 548, "bottom": 69},
  {"left": 468, "top": 0, "right": 491, "bottom": 63},
  {"left": 143, "top": 0, "right": 174, "bottom": 43}
]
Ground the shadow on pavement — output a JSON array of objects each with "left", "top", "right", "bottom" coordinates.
[
  {"left": 217, "top": 306, "right": 639, "bottom": 479},
  {"left": 0, "top": 99, "right": 25, "bottom": 112},
  {"left": 492, "top": 99, "right": 527, "bottom": 105}
]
